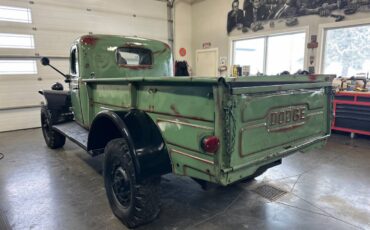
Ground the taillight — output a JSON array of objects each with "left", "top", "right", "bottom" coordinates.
[{"left": 201, "top": 136, "right": 220, "bottom": 153}]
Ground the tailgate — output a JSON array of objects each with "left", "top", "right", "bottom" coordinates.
[{"left": 227, "top": 79, "right": 333, "bottom": 168}]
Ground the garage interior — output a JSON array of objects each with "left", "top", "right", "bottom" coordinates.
[{"left": 0, "top": 0, "right": 369, "bottom": 229}]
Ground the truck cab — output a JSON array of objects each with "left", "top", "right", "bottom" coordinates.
[{"left": 67, "top": 35, "right": 173, "bottom": 128}]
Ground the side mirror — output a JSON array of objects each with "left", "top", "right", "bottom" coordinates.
[
  {"left": 40, "top": 57, "right": 68, "bottom": 80},
  {"left": 41, "top": 57, "right": 50, "bottom": 66}
]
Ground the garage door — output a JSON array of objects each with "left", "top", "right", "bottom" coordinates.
[{"left": 0, "top": 0, "right": 169, "bottom": 132}]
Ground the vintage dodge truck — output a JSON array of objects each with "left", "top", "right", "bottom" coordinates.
[{"left": 39, "top": 35, "right": 334, "bottom": 228}]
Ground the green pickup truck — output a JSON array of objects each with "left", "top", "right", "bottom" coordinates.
[{"left": 39, "top": 34, "right": 334, "bottom": 228}]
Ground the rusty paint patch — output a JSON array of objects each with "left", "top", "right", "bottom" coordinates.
[
  {"left": 309, "top": 75, "right": 317, "bottom": 81},
  {"left": 170, "top": 104, "right": 181, "bottom": 116}
]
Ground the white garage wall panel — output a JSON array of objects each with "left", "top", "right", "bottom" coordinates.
[{"left": 0, "top": 0, "right": 169, "bottom": 132}]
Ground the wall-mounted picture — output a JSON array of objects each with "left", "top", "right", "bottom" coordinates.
[{"left": 227, "top": 0, "right": 370, "bottom": 34}]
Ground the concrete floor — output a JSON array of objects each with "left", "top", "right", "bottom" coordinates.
[{"left": 0, "top": 129, "right": 369, "bottom": 230}]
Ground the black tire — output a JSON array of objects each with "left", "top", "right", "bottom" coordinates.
[
  {"left": 41, "top": 106, "right": 66, "bottom": 149},
  {"left": 103, "top": 138, "right": 161, "bottom": 228}
]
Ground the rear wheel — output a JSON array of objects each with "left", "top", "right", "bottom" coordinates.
[
  {"left": 103, "top": 138, "right": 161, "bottom": 228},
  {"left": 41, "top": 106, "right": 65, "bottom": 149}
]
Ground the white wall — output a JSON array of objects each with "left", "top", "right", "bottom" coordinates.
[
  {"left": 188, "top": 0, "right": 370, "bottom": 75},
  {"left": 0, "top": 0, "right": 168, "bottom": 132}
]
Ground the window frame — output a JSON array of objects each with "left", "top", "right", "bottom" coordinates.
[
  {"left": 0, "top": 5, "right": 32, "bottom": 23},
  {"left": 0, "top": 33, "right": 35, "bottom": 49},
  {"left": 115, "top": 46, "right": 153, "bottom": 67},
  {"left": 70, "top": 45, "right": 79, "bottom": 77},
  {"left": 319, "top": 19, "right": 370, "bottom": 76},
  {"left": 230, "top": 28, "right": 308, "bottom": 75},
  {"left": 0, "top": 59, "right": 37, "bottom": 75}
]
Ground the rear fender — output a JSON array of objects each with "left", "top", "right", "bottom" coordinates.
[{"left": 88, "top": 110, "right": 172, "bottom": 180}]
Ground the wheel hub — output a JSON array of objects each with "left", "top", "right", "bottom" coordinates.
[{"left": 112, "top": 166, "right": 131, "bottom": 208}]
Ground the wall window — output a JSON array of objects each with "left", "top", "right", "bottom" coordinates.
[
  {"left": 266, "top": 33, "right": 306, "bottom": 75},
  {"left": 0, "top": 6, "right": 32, "bottom": 23},
  {"left": 233, "top": 37, "right": 265, "bottom": 75},
  {"left": 0, "top": 60, "right": 37, "bottom": 75},
  {"left": 323, "top": 24, "right": 370, "bottom": 77},
  {"left": 0, "top": 33, "right": 35, "bottom": 49},
  {"left": 233, "top": 32, "right": 306, "bottom": 75}
]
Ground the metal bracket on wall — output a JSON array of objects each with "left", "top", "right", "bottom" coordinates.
[{"left": 166, "top": 0, "right": 175, "bottom": 54}]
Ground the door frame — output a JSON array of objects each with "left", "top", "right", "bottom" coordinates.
[
  {"left": 195, "top": 48, "right": 219, "bottom": 77},
  {"left": 69, "top": 45, "right": 85, "bottom": 125}
]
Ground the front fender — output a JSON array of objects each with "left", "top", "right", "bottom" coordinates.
[{"left": 39, "top": 90, "right": 73, "bottom": 124}]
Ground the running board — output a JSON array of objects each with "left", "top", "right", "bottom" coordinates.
[
  {"left": 53, "top": 122, "right": 88, "bottom": 150},
  {"left": 53, "top": 122, "right": 103, "bottom": 156}
]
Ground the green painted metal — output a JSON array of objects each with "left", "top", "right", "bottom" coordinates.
[
  {"left": 71, "top": 34, "right": 173, "bottom": 126},
  {"left": 67, "top": 35, "right": 334, "bottom": 186}
]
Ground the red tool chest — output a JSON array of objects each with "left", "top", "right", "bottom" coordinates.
[{"left": 332, "top": 91, "right": 370, "bottom": 136}]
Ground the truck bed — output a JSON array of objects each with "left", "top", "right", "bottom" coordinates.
[{"left": 79, "top": 74, "right": 334, "bottom": 185}]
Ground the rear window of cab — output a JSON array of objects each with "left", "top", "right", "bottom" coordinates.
[{"left": 116, "top": 47, "right": 153, "bottom": 66}]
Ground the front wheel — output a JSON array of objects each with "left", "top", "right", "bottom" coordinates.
[
  {"left": 103, "top": 138, "right": 161, "bottom": 228},
  {"left": 41, "top": 106, "right": 65, "bottom": 149}
]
